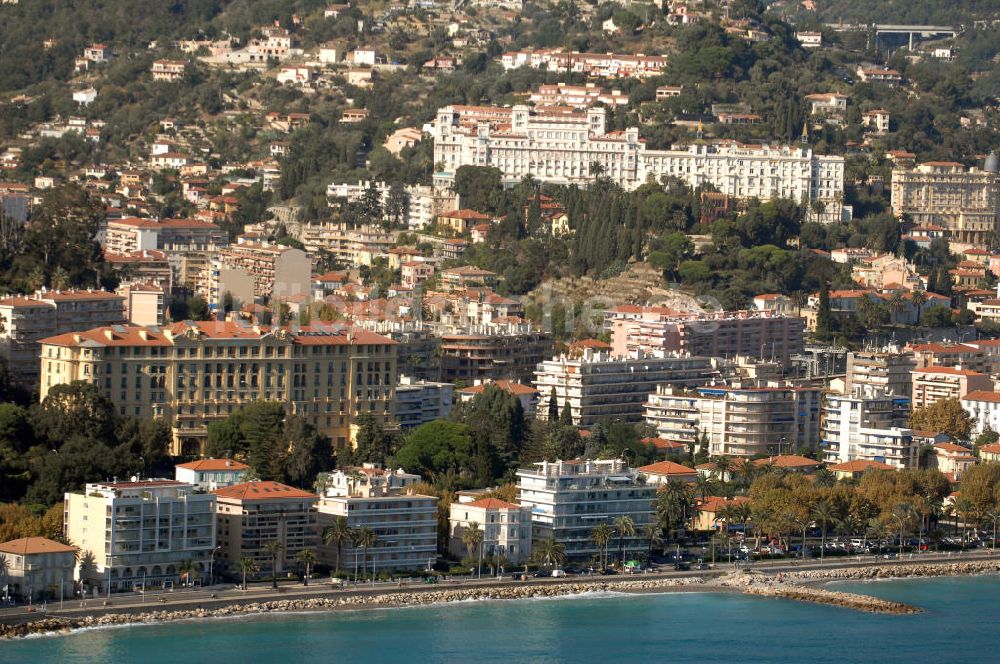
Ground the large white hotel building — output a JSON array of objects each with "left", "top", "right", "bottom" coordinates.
[{"left": 433, "top": 105, "right": 845, "bottom": 219}]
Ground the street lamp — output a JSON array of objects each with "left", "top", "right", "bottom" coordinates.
[{"left": 209, "top": 546, "right": 222, "bottom": 587}]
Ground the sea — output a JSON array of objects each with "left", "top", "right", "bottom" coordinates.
[{"left": 3, "top": 575, "right": 999, "bottom": 663}]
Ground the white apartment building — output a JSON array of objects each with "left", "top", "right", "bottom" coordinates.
[
  {"left": 500, "top": 49, "right": 666, "bottom": 78},
  {"left": 449, "top": 496, "right": 533, "bottom": 565},
  {"left": 174, "top": 458, "right": 249, "bottom": 491},
  {"left": 961, "top": 390, "right": 1000, "bottom": 435},
  {"left": 911, "top": 367, "right": 993, "bottom": 410},
  {"left": 64, "top": 480, "right": 216, "bottom": 592},
  {"left": 821, "top": 390, "right": 915, "bottom": 468},
  {"left": 890, "top": 159, "right": 1000, "bottom": 245},
  {"left": 534, "top": 348, "right": 722, "bottom": 426},
  {"left": 214, "top": 239, "right": 312, "bottom": 302},
  {"left": 394, "top": 375, "right": 454, "bottom": 429},
  {"left": 643, "top": 385, "right": 822, "bottom": 457},
  {"left": 316, "top": 466, "right": 438, "bottom": 574},
  {"left": 433, "top": 105, "right": 845, "bottom": 218},
  {"left": 325, "top": 181, "right": 452, "bottom": 230},
  {"left": 516, "top": 459, "right": 656, "bottom": 562}
]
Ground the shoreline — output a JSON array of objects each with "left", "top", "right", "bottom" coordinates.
[{"left": 5, "top": 558, "right": 1000, "bottom": 640}]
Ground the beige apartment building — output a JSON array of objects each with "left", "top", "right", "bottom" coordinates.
[
  {"left": 0, "top": 537, "right": 78, "bottom": 602},
  {"left": 439, "top": 324, "right": 553, "bottom": 384},
  {"left": 890, "top": 160, "right": 1000, "bottom": 245},
  {"left": 213, "top": 481, "right": 318, "bottom": 579},
  {"left": 643, "top": 385, "right": 822, "bottom": 457},
  {"left": 38, "top": 321, "right": 397, "bottom": 455},
  {"left": 215, "top": 239, "right": 312, "bottom": 301},
  {"left": 0, "top": 289, "right": 125, "bottom": 387},
  {"left": 845, "top": 348, "right": 918, "bottom": 397},
  {"left": 911, "top": 367, "right": 993, "bottom": 410},
  {"left": 607, "top": 306, "right": 806, "bottom": 369},
  {"left": 64, "top": 479, "right": 216, "bottom": 593},
  {"left": 104, "top": 217, "right": 227, "bottom": 255}
]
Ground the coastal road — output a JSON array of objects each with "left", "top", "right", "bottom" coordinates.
[{"left": 3, "top": 548, "right": 998, "bottom": 627}]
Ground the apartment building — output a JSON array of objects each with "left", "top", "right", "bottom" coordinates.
[
  {"left": 0, "top": 289, "right": 125, "bottom": 386},
  {"left": 117, "top": 282, "right": 165, "bottom": 326},
  {"left": 845, "top": 348, "right": 918, "bottom": 397},
  {"left": 961, "top": 390, "right": 1000, "bottom": 435},
  {"left": 607, "top": 306, "right": 806, "bottom": 369},
  {"left": 316, "top": 467, "right": 438, "bottom": 574},
  {"left": 448, "top": 496, "right": 533, "bottom": 565},
  {"left": 215, "top": 239, "right": 312, "bottom": 301},
  {"left": 821, "top": 390, "right": 914, "bottom": 468},
  {"left": 104, "top": 217, "right": 227, "bottom": 255},
  {"left": 394, "top": 375, "right": 454, "bottom": 428},
  {"left": 911, "top": 367, "right": 993, "bottom": 410},
  {"left": 890, "top": 160, "right": 1000, "bottom": 245},
  {"left": 433, "top": 105, "right": 845, "bottom": 217},
  {"left": 516, "top": 459, "right": 656, "bottom": 562},
  {"left": 440, "top": 265, "right": 498, "bottom": 292},
  {"left": 535, "top": 348, "right": 721, "bottom": 427},
  {"left": 38, "top": 321, "right": 397, "bottom": 455},
  {"left": 174, "top": 458, "right": 249, "bottom": 491},
  {"left": 528, "top": 83, "right": 628, "bottom": 108},
  {"left": 908, "top": 342, "right": 988, "bottom": 374},
  {"left": 213, "top": 481, "right": 318, "bottom": 578},
  {"left": 439, "top": 324, "right": 553, "bottom": 383},
  {"left": 643, "top": 385, "right": 822, "bottom": 457},
  {"left": 64, "top": 480, "right": 216, "bottom": 592}
]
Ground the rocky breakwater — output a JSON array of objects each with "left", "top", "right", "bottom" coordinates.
[
  {"left": 2, "top": 576, "right": 711, "bottom": 639},
  {"left": 787, "top": 559, "right": 1000, "bottom": 583},
  {"left": 717, "top": 570, "right": 920, "bottom": 614}
]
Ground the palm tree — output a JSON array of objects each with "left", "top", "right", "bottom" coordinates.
[
  {"left": 352, "top": 527, "right": 379, "bottom": 579},
  {"left": 866, "top": 518, "right": 890, "bottom": 553},
  {"left": 892, "top": 502, "right": 915, "bottom": 555},
  {"left": 693, "top": 475, "right": 717, "bottom": 501},
  {"left": 237, "top": 557, "right": 259, "bottom": 591},
  {"left": 643, "top": 522, "right": 664, "bottom": 563},
  {"left": 263, "top": 540, "right": 284, "bottom": 589},
  {"left": 887, "top": 289, "right": 906, "bottom": 324},
  {"left": 711, "top": 456, "right": 735, "bottom": 483},
  {"left": 461, "top": 522, "right": 484, "bottom": 571},
  {"left": 613, "top": 515, "right": 636, "bottom": 566},
  {"left": 811, "top": 501, "right": 837, "bottom": 560},
  {"left": 590, "top": 523, "right": 614, "bottom": 570},
  {"left": 322, "top": 516, "right": 353, "bottom": 577},
  {"left": 296, "top": 549, "right": 317, "bottom": 586},
  {"left": 178, "top": 559, "right": 198, "bottom": 588},
  {"left": 953, "top": 498, "right": 976, "bottom": 545},
  {"left": 985, "top": 509, "right": 1000, "bottom": 552},
  {"left": 813, "top": 468, "right": 836, "bottom": 488},
  {"left": 534, "top": 538, "right": 566, "bottom": 569},
  {"left": 910, "top": 290, "right": 927, "bottom": 322}
]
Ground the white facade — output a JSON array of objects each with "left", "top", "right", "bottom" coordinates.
[
  {"left": 433, "top": 105, "right": 844, "bottom": 214},
  {"left": 534, "top": 348, "right": 721, "bottom": 426},
  {"left": 821, "top": 390, "right": 915, "bottom": 468},
  {"left": 64, "top": 480, "right": 216, "bottom": 592},
  {"left": 516, "top": 459, "right": 656, "bottom": 562},
  {"left": 316, "top": 466, "right": 438, "bottom": 573},
  {"left": 395, "top": 375, "right": 454, "bottom": 428},
  {"left": 448, "top": 497, "right": 533, "bottom": 565},
  {"left": 961, "top": 391, "right": 1000, "bottom": 435},
  {"left": 174, "top": 459, "right": 249, "bottom": 491}
]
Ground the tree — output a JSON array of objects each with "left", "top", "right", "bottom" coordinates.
[
  {"left": 32, "top": 381, "right": 117, "bottom": 446},
  {"left": 613, "top": 515, "right": 636, "bottom": 566},
  {"left": 547, "top": 387, "right": 559, "bottom": 421},
  {"left": 590, "top": 522, "right": 614, "bottom": 570},
  {"left": 322, "top": 516, "right": 353, "bottom": 576},
  {"left": 533, "top": 538, "right": 566, "bottom": 569},
  {"left": 263, "top": 540, "right": 284, "bottom": 589},
  {"left": 816, "top": 282, "right": 833, "bottom": 340},
  {"left": 909, "top": 399, "right": 973, "bottom": 440},
  {"left": 352, "top": 413, "right": 398, "bottom": 467},
  {"left": 296, "top": 549, "right": 317, "bottom": 586},
  {"left": 811, "top": 501, "right": 837, "bottom": 560},
  {"left": 352, "top": 527, "right": 379, "bottom": 578},
  {"left": 394, "top": 420, "right": 475, "bottom": 485},
  {"left": 461, "top": 521, "right": 484, "bottom": 574},
  {"left": 178, "top": 559, "right": 198, "bottom": 587},
  {"left": 643, "top": 521, "right": 664, "bottom": 563},
  {"left": 238, "top": 557, "right": 259, "bottom": 591}
]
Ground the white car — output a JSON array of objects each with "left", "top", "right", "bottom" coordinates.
[{"left": 551, "top": 569, "right": 567, "bottom": 578}]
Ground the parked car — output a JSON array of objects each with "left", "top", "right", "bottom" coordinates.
[
  {"left": 674, "top": 562, "right": 691, "bottom": 571},
  {"left": 551, "top": 569, "right": 567, "bottom": 578}
]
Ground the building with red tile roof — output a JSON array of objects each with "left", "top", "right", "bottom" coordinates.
[
  {"left": 638, "top": 460, "right": 699, "bottom": 483},
  {"left": 449, "top": 494, "right": 533, "bottom": 563},
  {"left": 828, "top": 459, "right": 895, "bottom": 479},
  {"left": 0, "top": 537, "right": 79, "bottom": 602}
]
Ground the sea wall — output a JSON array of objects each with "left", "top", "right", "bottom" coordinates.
[{"left": 787, "top": 560, "right": 1000, "bottom": 582}]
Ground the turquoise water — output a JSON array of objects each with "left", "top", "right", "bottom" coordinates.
[{"left": 3, "top": 576, "right": 1000, "bottom": 663}]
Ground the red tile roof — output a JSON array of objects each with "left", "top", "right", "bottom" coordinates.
[
  {"left": 464, "top": 497, "right": 521, "bottom": 510},
  {"left": 962, "top": 391, "right": 1000, "bottom": 403},
  {"left": 639, "top": 460, "right": 698, "bottom": 476},
  {"left": 175, "top": 458, "right": 249, "bottom": 471},
  {"left": 828, "top": 460, "right": 895, "bottom": 473},
  {"left": 212, "top": 481, "right": 316, "bottom": 502},
  {"left": 458, "top": 379, "right": 538, "bottom": 396},
  {"left": 0, "top": 537, "right": 78, "bottom": 556},
  {"left": 753, "top": 455, "right": 820, "bottom": 468}
]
